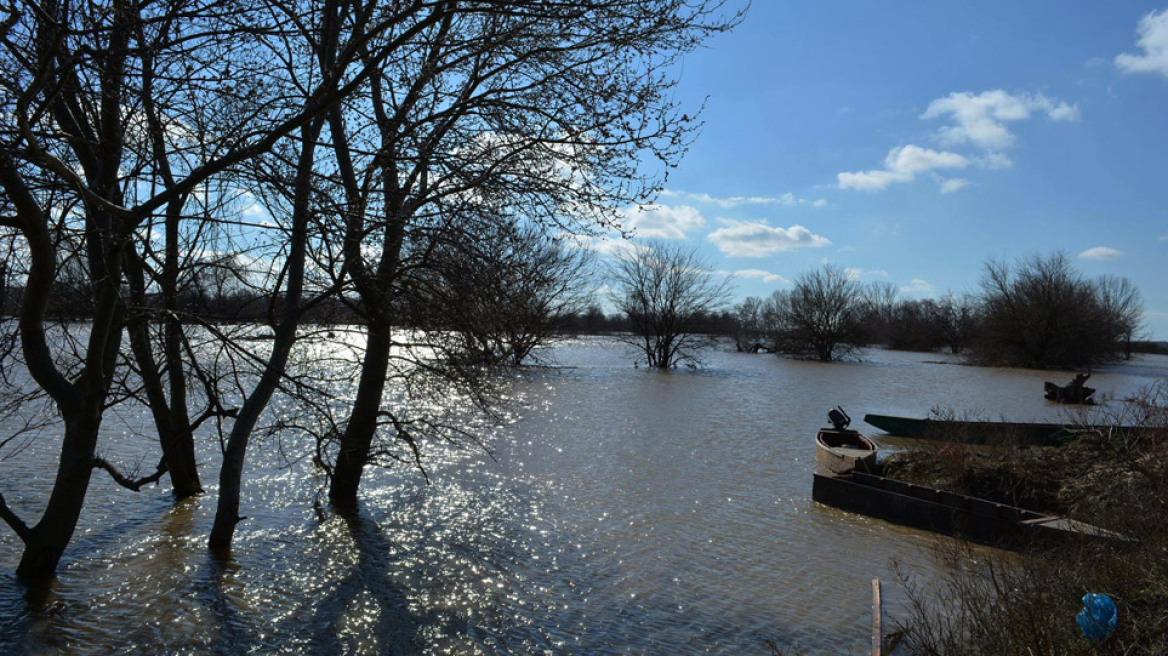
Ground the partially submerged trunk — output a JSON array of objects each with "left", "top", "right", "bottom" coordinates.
[
  {"left": 15, "top": 414, "right": 100, "bottom": 578},
  {"left": 124, "top": 246, "right": 203, "bottom": 498},
  {"left": 208, "top": 117, "right": 322, "bottom": 553},
  {"left": 328, "top": 322, "right": 393, "bottom": 515}
]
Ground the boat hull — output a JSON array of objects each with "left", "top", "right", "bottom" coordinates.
[
  {"left": 815, "top": 428, "right": 877, "bottom": 474},
  {"left": 861, "top": 413, "right": 1091, "bottom": 447}
]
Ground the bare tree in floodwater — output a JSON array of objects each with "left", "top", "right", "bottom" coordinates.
[
  {"left": 0, "top": 0, "right": 424, "bottom": 573},
  {"left": 610, "top": 241, "right": 732, "bottom": 369},
  {"left": 769, "top": 264, "right": 867, "bottom": 362},
  {"left": 973, "top": 252, "right": 1143, "bottom": 369},
  {"left": 424, "top": 224, "right": 594, "bottom": 368}
]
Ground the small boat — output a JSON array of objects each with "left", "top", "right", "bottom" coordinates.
[
  {"left": 812, "top": 471, "right": 1115, "bottom": 548},
  {"left": 862, "top": 413, "right": 1098, "bottom": 447},
  {"left": 816, "top": 428, "right": 877, "bottom": 474},
  {"left": 815, "top": 406, "right": 877, "bottom": 474}
]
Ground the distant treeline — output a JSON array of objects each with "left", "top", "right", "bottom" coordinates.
[
  {"left": 6, "top": 252, "right": 1150, "bottom": 372},
  {"left": 726, "top": 253, "right": 1145, "bottom": 369},
  {"left": 1131, "top": 341, "right": 1168, "bottom": 356}
]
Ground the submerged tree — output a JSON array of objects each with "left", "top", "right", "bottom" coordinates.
[
  {"left": 731, "top": 296, "right": 772, "bottom": 352},
  {"left": 973, "top": 252, "right": 1142, "bottom": 368},
  {"left": 317, "top": 1, "right": 742, "bottom": 514},
  {"left": 0, "top": 0, "right": 745, "bottom": 570},
  {"left": 611, "top": 241, "right": 731, "bottom": 368},
  {"left": 0, "top": 0, "right": 446, "bottom": 571},
  {"left": 427, "top": 224, "right": 594, "bottom": 367},
  {"left": 770, "top": 264, "right": 867, "bottom": 362}
]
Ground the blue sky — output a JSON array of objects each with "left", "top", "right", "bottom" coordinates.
[{"left": 619, "top": 1, "right": 1168, "bottom": 339}]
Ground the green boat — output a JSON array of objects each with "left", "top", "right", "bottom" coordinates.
[{"left": 861, "top": 413, "right": 1101, "bottom": 447}]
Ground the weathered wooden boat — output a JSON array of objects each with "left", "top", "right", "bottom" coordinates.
[
  {"left": 812, "top": 471, "right": 1113, "bottom": 547},
  {"left": 815, "top": 428, "right": 877, "bottom": 474},
  {"left": 862, "top": 413, "right": 1098, "bottom": 447}
]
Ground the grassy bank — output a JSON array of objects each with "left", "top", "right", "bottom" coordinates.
[{"left": 881, "top": 388, "right": 1168, "bottom": 654}]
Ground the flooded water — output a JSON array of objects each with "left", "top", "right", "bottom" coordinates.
[{"left": 2, "top": 337, "right": 1166, "bottom": 654}]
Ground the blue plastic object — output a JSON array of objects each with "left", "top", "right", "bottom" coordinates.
[{"left": 1076, "top": 593, "right": 1117, "bottom": 641}]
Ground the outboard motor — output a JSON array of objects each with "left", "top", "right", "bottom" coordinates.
[{"left": 827, "top": 406, "right": 851, "bottom": 431}]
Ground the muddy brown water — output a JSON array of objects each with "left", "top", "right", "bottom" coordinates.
[{"left": 2, "top": 336, "right": 1165, "bottom": 654}]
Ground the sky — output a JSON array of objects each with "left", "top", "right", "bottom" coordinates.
[{"left": 615, "top": 1, "right": 1168, "bottom": 339}]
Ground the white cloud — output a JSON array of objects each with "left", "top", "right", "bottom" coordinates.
[
  {"left": 838, "top": 145, "right": 969, "bottom": 191},
  {"left": 974, "top": 151, "right": 1014, "bottom": 169},
  {"left": 1116, "top": 9, "right": 1168, "bottom": 78},
  {"left": 837, "top": 90, "right": 1077, "bottom": 193},
  {"left": 844, "top": 267, "right": 889, "bottom": 281},
  {"left": 921, "top": 90, "right": 1079, "bottom": 151},
  {"left": 660, "top": 189, "right": 828, "bottom": 209},
  {"left": 939, "top": 178, "right": 971, "bottom": 194},
  {"left": 1160, "top": 235, "right": 1168, "bottom": 242},
  {"left": 623, "top": 204, "right": 704, "bottom": 239},
  {"left": 1079, "top": 246, "right": 1123, "bottom": 261},
  {"left": 901, "top": 279, "right": 934, "bottom": 295},
  {"left": 567, "top": 234, "right": 643, "bottom": 259},
  {"left": 707, "top": 221, "right": 831, "bottom": 257},
  {"left": 729, "top": 269, "right": 787, "bottom": 284}
]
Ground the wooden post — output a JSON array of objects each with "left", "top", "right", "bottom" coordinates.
[{"left": 872, "top": 578, "right": 883, "bottom": 656}]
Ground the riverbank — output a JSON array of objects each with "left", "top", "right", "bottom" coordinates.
[{"left": 880, "top": 387, "right": 1168, "bottom": 654}]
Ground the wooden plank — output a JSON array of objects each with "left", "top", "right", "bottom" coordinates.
[{"left": 872, "top": 578, "right": 882, "bottom": 656}]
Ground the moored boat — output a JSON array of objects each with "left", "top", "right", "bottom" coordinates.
[
  {"left": 815, "top": 428, "right": 878, "bottom": 474},
  {"left": 816, "top": 406, "right": 879, "bottom": 474},
  {"left": 862, "top": 413, "right": 1102, "bottom": 447}
]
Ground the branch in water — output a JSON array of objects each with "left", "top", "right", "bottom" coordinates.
[{"left": 92, "top": 456, "right": 168, "bottom": 491}]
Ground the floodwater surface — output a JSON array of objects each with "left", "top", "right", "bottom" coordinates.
[{"left": 2, "top": 337, "right": 1165, "bottom": 654}]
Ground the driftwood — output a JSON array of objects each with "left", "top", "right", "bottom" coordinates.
[{"left": 1044, "top": 372, "right": 1095, "bottom": 405}]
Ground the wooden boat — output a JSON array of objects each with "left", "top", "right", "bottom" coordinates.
[
  {"left": 862, "top": 413, "right": 1097, "bottom": 447},
  {"left": 815, "top": 427, "right": 877, "bottom": 474},
  {"left": 812, "top": 471, "right": 1114, "bottom": 547}
]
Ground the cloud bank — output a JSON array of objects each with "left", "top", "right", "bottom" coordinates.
[
  {"left": 661, "top": 190, "right": 828, "bottom": 209},
  {"left": 922, "top": 90, "right": 1079, "bottom": 151},
  {"left": 729, "top": 269, "right": 787, "bottom": 284},
  {"left": 622, "top": 204, "right": 704, "bottom": 239}
]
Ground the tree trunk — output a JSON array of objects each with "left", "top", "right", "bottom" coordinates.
[
  {"left": 16, "top": 412, "right": 100, "bottom": 578},
  {"left": 329, "top": 321, "right": 393, "bottom": 515},
  {"left": 208, "top": 116, "right": 322, "bottom": 553},
  {"left": 124, "top": 247, "right": 203, "bottom": 498}
]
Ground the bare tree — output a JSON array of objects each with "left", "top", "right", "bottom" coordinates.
[
  {"left": 771, "top": 264, "right": 867, "bottom": 362},
  {"left": 1096, "top": 275, "right": 1143, "bottom": 360},
  {"left": 427, "top": 224, "right": 594, "bottom": 366},
  {"left": 0, "top": 0, "right": 448, "bottom": 571},
  {"left": 610, "top": 241, "right": 731, "bottom": 368},
  {"left": 316, "top": 1, "right": 742, "bottom": 514},
  {"left": 973, "top": 252, "right": 1142, "bottom": 368},
  {"left": 731, "top": 296, "right": 771, "bottom": 352},
  {"left": 934, "top": 292, "right": 979, "bottom": 355},
  {"left": 860, "top": 280, "right": 898, "bottom": 345}
]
